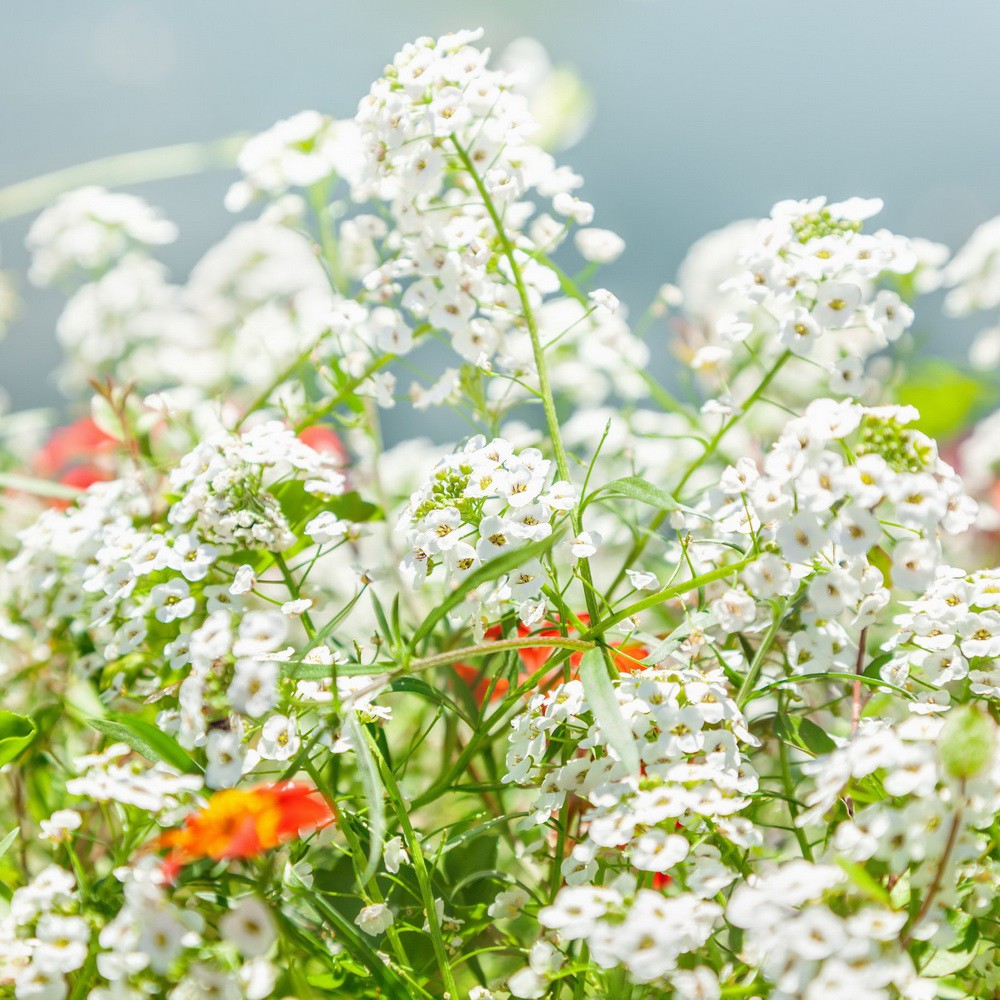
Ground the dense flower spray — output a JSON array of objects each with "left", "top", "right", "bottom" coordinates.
[{"left": 0, "top": 26, "right": 998, "bottom": 1000}]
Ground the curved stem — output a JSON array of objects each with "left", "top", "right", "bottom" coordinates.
[
  {"left": 451, "top": 137, "right": 607, "bottom": 637},
  {"left": 608, "top": 350, "right": 793, "bottom": 597},
  {"left": 368, "top": 730, "right": 460, "bottom": 998},
  {"left": 0, "top": 136, "right": 245, "bottom": 222}
]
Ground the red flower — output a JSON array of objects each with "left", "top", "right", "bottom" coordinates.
[
  {"left": 454, "top": 616, "right": 648, "bottom": 706},
  {"left": 28, "top": 418, "right": 119, "bottom": 507},
  {"left": 298, "top": 424, "right": 348, "bottom": 464}
]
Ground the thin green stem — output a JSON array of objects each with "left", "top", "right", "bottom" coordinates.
[
  {"left": 0, "top": 136, "right": 245, "bottom": 221},
  {"left": 452, "top": 136, "right": 608, "bottom": 646},
  {"left": 608, "top": 349, "right": 793, "bottom": 597},
  {"left": 368, "top": 732, "right": 460, "bottom": 998}
]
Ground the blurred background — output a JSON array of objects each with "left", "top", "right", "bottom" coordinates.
[{"left": 2, "top": 0, "right": 1000, "bottom": 415}]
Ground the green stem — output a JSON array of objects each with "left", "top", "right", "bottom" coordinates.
[
  {"left": 608, "top": 350, "right": 793, "bottom": 597},
  {"left": 293, "top": 353, "right": 396, "bottom": 432},
  {"left": 309, "top": 181, "right": 349, "bottom": 295},
  {"left": 776, "top": 693, "right": 814, "bottom": 861},
  {"left": 272, "top": 552, "right": 317, "bottom": 639},
  {"left": 451, "top": 137, "right": 605, "bottom": 633},
  {"left": 367, "top": 731, "right": 460, "bottom": 999},
  {"left": 581, "top": 555, "right": 757, "bottom": 642},
  {"left": 0, "top": 136, "right": 245, "bottom": 221}
]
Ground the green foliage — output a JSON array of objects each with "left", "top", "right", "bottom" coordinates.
[
  {"left": 578, "top": 648, "right": 640, "bottom": 773},
  {"left": 88, "top": 715, "right": 202, "bottom": 773},
  {"left": 0, "top": 711, "right": 36, "bottom": 766},
  {"left": 895, "top": 360, "right": 998, "bottom": 440}
]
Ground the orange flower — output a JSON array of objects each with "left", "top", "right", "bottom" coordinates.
[
  {"left": 156, "top": 782, "right": 334, "bottom": 877},
  {"left": 454, "top": 616, "right": 649, "bottom": 706}
]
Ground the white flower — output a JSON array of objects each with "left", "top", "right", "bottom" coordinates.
[
  {"left": 354, "top": 903, "right": 393, "bottom": 936},
  {"left": 228, "top": 659, "right": 279, "bottom": 718},
  {"left": 812, "top": 281, "right": 862, "bottom": 328},
  {"left": 575, "top": 228, "right": 625, "bottom": 264},
  {"left": 507, "top": 967, "right": 547, "bottom": 999},
  {"left": 38, "top": 810, "right": 82, "bottom": 845},
  {"left": 281, "top": 598, "right": 313, "bottom": 617},
  {"left": 626, "top": 569, "right": 659, "bottom": 591},
  {"left": 588, "top": 288, "right": 620, "bottom": 317},
  {"left": 570, "top": 531, "right": 600, "bottom": 559},
  {"left": 258, "top": 715, "right": 300, "bottom": 761},
  {"left": 149, "top": 578, "right": 196, "bottom": 624},
  {"left": 221, "top": 897, "right": 277, "bottom": 958},
  {"left": 230, "top": 564, "right": 256, "bottom": 595},
  {"left": 552, "top": 192, "right": 594, "bottom": 225},
  {"left": 34, "top": 913, "right": 90, "bottom": 974},
  {"left": 165, "top": 533, "right": 218, "bottom": 582},
  {"left": 710, "top": 588, "right": 757, "bottom": 633},
  {"left": 488, "top": 887, "right": 529, "bottom": 920},
  {"left": 383, "top": 836, "right": 410, "bottom": 874},
  {"left": 205, "top": 728, "right": 244, "bottom": 789},
  {"left": 778, "top": 307, "right": 822, "bottom": 353}
]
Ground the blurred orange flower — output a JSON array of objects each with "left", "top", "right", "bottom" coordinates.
[
  {"left": 454, "top": 616, "right": 648, "bottom": 705},
  {"left": 157, "top": 782, "right": 334, "bottom": 877}
]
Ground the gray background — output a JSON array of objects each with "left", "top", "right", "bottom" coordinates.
[{"left": 2, "top": 0, "right": 999, "bottom": 416}]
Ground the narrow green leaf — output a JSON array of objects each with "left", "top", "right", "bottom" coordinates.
[
  {"left": 641, "top": 612, "right": 715, "bottom": 665},
  {"left": 409, "top": 531, "right": 562, "bottom": 649},
  {"left": 0, "top": 827, "right": 18, "bottom": 861},
  {"left": 389, "top": 676, "right": 475, "bottom": 729},
  {"left": 583, "top": 476, "right": 697, "bottom": 516},
  {"left": 773, "top": 714, "right": 837, "bottom": 757},
  {"left": 88, "top": 716, "right": 201, "bottom": 774},
  {"left": 345, "top": 715, "right": 385, "bottom": 887},
  {"left": 0, "top": 473, "right": 83, "bottom": 501},
  {"left": 834, "top": 858, "right": 891, "bottom": 906},
  {"left": 0, "top": 711, "right": 37, "bottom": 766},
  {"left": 578, "top": 648, "right": 640, "bottom": 773}
]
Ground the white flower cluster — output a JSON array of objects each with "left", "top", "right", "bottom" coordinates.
[
  {"left": 65, "top": 743, "right": 202, "bottom": 814},
  {"left": 720, "top": 197, "right": 917, "bottom": 371},
  {"left": 696, "top": 400, "right": 977, "bottom": 643},
  {"left": 41, "top": 208, "right": 337, "bottom": 400},
  {"left": 800, "top": 716, "right": 999, "bottom": 950},
  {"left": 225, "top": 109, "right": 363, "bottom": 211},
  {"left": 169, "top": 420, "right": 345, "bottom": 550},
  {"left": 353, "top": 29, "right": 646, "bottom": 403},
  {"left": 505, "top": 658, "right": 759, "bottom": 880},
  {"left": 532, "top": 884, "right": 721, "bottom": 989},
  {"left": 1, "top": 866, "right": 90, "bottom": 1000},
  {"left": 728, "top": 862, "right": 926, "bottom": 1000},
  {"left": 944, "top": 214, "right": 1000, "bottom": 315},
  {"left": 672, "top": 200, "right": 947, "bottom": 426},
  {"left": 398, "top": 435, "right": 575, "bottom": 624},
  {"left": 26, "top": 185, "right": 177, "bottom": 286},
  {"left": 882, "top": 567, "right": 1000, "bottom": 706}
]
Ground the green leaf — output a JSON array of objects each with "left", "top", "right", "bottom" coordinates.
[
  {"left": 939, "top": 704, "right": 996, "bottom": 779},
  {"left": 346, "top": 716, "right": 385, "bottom": 888},
  {"left": 327, "top": 491, "right": 383, "bottom": 523},
  {"left": 409, "top": 531, "right": 561, "bottom": 649},
  {"left": 641, "top": 612, "right": 715, "bottom": 665},
  {"left": 895, "top": 360, "right": 997, "bottom": 440},
  {"left": 0, "top": 827, "right": 18, "bottom": 861},
  {"left": 389, "top": 676, "right": 475, "bottom": 729},
  {"left": 920, "top": 946, "right": 980, "bottom": 978},
  {"left": 578, "top": 648, "right": 640, "bottom": 773},
  {"left": 834, "top": 858, "right": 891, "bottom": 906},
  {"left": 773, "top": 714, "right": 837, "bottom": 757},
  {"left": 0, "top": 472, "right": 83, "bottom": 501},
  {"left": 0, "top": 711, "right": 37, "bottom": 766},
  {"left": 582, "top": 475, "right": 687, "bottom": 516},
  {"left": 88, "top": 716, "right": 201, "bottom": 774}
]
